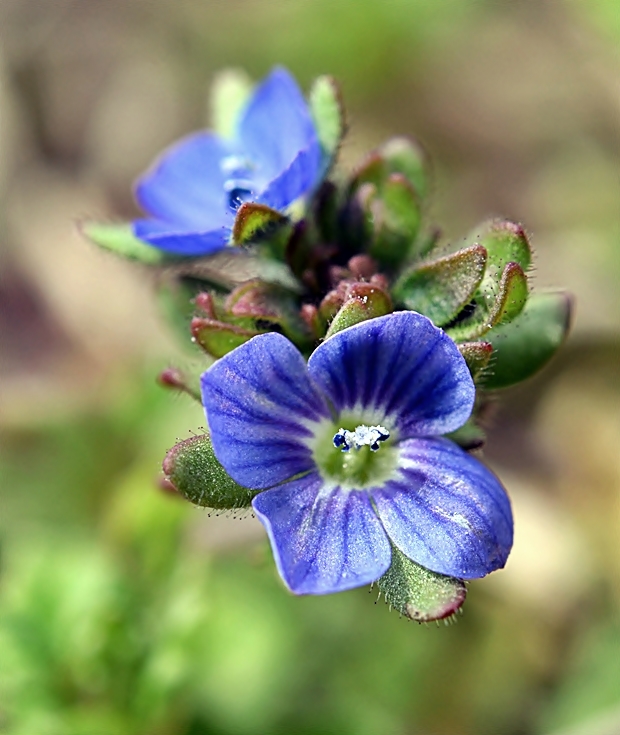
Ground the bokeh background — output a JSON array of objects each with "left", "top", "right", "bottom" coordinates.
[{"left": 1, "top": 1, "right": 619, "bottom": 734}]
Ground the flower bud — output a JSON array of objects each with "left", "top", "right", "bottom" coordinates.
[
  {"left": 377, "top": 546, "right": 466, "bottom": 623},
  {"left": 163, "top": 434, "right": 256, "bottom": 509},
  {"left": 325, "top": 282, "right": 392, "bottom": 338}
]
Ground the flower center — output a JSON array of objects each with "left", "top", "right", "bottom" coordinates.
[
  {"left": 333, "top": 425, "right": 390, "bottom": 452},
  {"left": 225, "top": 184, "right": 255, "bottom": 211},
  {"left": 221, "top": 155, "right": 256, "bottom": 212},
  {"left": 311, "top": 419, "right": 399, "bottom": 489}
]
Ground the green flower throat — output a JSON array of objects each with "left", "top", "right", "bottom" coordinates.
[{"left": 311, "top": 418, "right": 399, "bottom": 489}]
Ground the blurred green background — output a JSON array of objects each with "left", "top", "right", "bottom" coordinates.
[{"left": 1, "top": 1, "right": 619, "bottom": 734}]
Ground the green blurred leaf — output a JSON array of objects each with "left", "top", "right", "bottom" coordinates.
[
  {"left": 377, "top": 546, "right": 466, "bottom": 622},
  {"left": 482, "top": 291, "right": 572, "bottom": 389},
  {"left": 80, "top": 221, "right": 170, "bottom": 265},
  {"left": 163, "top": 434, "right": 256, "bottom": 509},
  {"left": 309, "top": 75, "right": 345, "bottom": 168},
  {"left": 210, "top": 68, "right": 253, "bottom": 138},
  {"left": 393, "top": 245, "right": 487, "bottom": 325},
  {"left": 537, "top": 620, "right": 620, "bottom": 735}
]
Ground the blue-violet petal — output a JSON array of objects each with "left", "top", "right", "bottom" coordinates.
[
  {"left": 201, "top": 333, "right": 330, "bottom": 489},
  {"left": 258, "top": 144, "right": 322, "bottom": 211},
  {"left": 371, "top": 437, "right": 513, "bottom": 579},
  {"left": 237, "top": 67, "right": 317, "bottom": 189},
  {"left": 308, "top": 311, "right": 475, "bottom": 439},
  {"left": 133, "top": 220, "right": 230, "bottom": 256},
  {"left": 135, "top": 132, "right": 231, "bottom": 229},
  {"left": 253, "top": 472, "right": 392, "bottom": 594}
]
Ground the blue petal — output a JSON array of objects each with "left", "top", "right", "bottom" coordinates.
[
  {"left": 133, "top": 220, "right": 229, "bottom": 256},
  {"left": 308, "top": 312, "right": 475, "bottom": 438},
  {"left": 135, "top": 132, "right": 231, "bottom": 229},
  {"left": 253, "top": 472, "right": 391, "bottom": 594},
  {"left": 237, "top": 68, "right": 318, "bottom": 190},
  {"left": 371, "top": 437, "right": 513, "bottom": 579},
  {"left": 201, "top": 333, "right": 330, "bottom": 489},
  {"left": 257, "top": 143, "right": 321, "bottom": 211}
]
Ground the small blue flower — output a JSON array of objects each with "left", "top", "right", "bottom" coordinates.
[
  {"left": 201, "top": 312, "right": 513, "bottom": 595},
  {"left": 133, "top": 68, "right": 322, "bottom": 257}
]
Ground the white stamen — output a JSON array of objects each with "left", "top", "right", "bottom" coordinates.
[{"left": 333, "top": 425, "right": 390, "bottom": 452}]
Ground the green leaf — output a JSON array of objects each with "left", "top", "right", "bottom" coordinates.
[
  {"left": 209, "top": 68, "right": 253, "bottom": 138},
  {"left": 482, "top": 292, "right": 572, "bottom": 389},
  {"left": 309, "top": 75, "right": 345, "bottom": 166},
  {"left": 80, "top": 221, "right": 171, "bottom": 265},
  {"left": 393, "top": 245, "right": 487, "bottom": 325},
  {"left": 377, "top": 546, "right": 467, "bottom": 622},
  {"left": 163, "top": 434, "right": 256, "bottom": 509}
]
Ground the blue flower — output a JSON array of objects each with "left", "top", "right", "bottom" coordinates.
[
  {"left": 201, "top": 312, "right": 513, "bottom": 595},
  {"left": 133, "top": 68, "right": 322, "bottom": 257}
]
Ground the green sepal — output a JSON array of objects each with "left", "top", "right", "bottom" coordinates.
[
  {"left": 163, "top": 434, "right": 256, "bottom": 509},
  {"left": 446, "top": 261, "right": 529, "bottom": 341},
  {"left": 325, "top": 283, "right": 393, "bottom": 339},
  {"left": 482, "top": 291, "right": 572, "bottom": 389},
  {"left": 378, "top": 136, "right": 429, "bottom": 201},
  {"left": 309, "top": 75, "right": 345, "bottom": 169},
  {"left": 446, "top": 419, "right": 486, "bottom": 451},
  {"left": 209, "top": 68, "right": 253, "bottom": 139},
  {"left": 80, "top": 221, "right": 172, "bottom": 265},
  {"left": 191, "top": 316, "right": 265, "bottom": 359},
  {"left": 342, "top": 182, "right": 377, "bottom": 254},
  {"left": 352, "top": 136, "right": 428, "bottom": 201},
  {"left": 377, "top": 546, "right": 466, "bottom": 622},
  {"left": 369, "top": 174, "right": 422, "bottom": 271},
  {"left": 232, "top": 202, "right": 291, "bottom": 254},
  {"left": 225, "top": 279, "right": 310, "bottom": 346},
  {"left": 464, "top": 219, "right": 532, "bottom": 279},
  {"left": 458, "top": 341, "right": 493, "bottom": 381},
  {"left": 393, "top": 245, "right": 487, "bottom": 325},
  {"left": 492, "top": 261, "right": 529, "bottom": 324},
  {"left": 312, "top": 181, "right": 340, "bottom": 244}
]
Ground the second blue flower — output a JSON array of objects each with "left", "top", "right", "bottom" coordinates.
[{"left": 133, "top": 68, "right": 322, "bottom": 256}]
